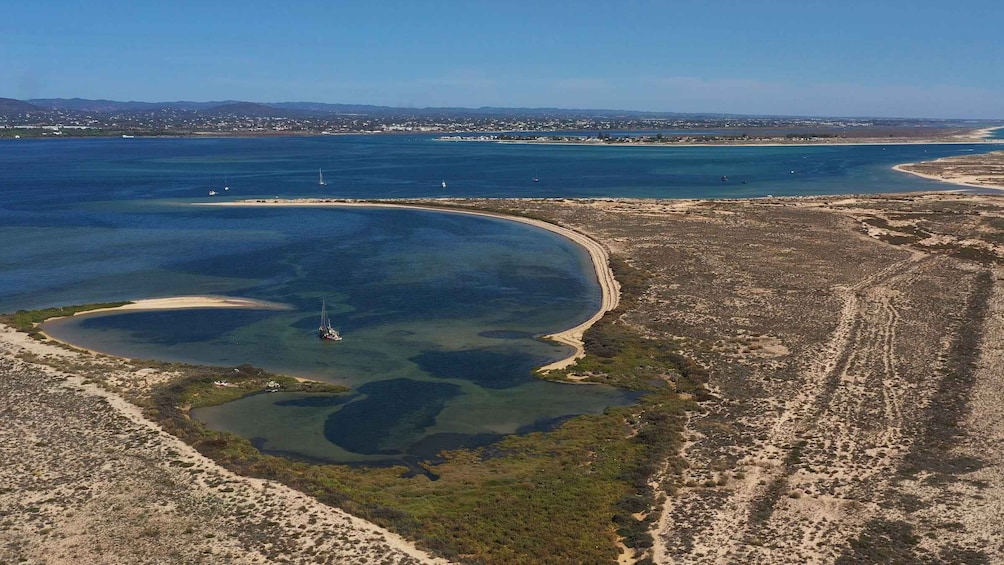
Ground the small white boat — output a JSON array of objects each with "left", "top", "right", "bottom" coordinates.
[
  {"left": 319, "top": 168, "right": 327, "bottom": 186},
  {"left": 208, "top": 190, "right": 217, "bottom": 196},
  {"left": 441, "top": 180, "right": 447, "bottom": 189},
  {"left": 224, "top": 174, "right": 229, "bottom": 191}
]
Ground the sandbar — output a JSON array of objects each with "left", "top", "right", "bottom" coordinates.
[
  {"left": 71, "top": 295, "right": 291, "bottom": 316},
  {"left": 201, "top": 199, "right": 620, "bottom": 372},
  {"left": 37, "top": 295, "right": 291, "bottom": 355},
  {"left": 893, "top": 149, "right": 1004, "bottom": 191}
]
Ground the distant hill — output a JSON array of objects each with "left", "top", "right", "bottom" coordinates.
[
  {"left": 29, "top": 98, "right": 239, "bottom": 112},
  {"left": 200, "top": 101, "right": 305, "bottom": 118},
  {"left": 8, "top": 97, "right": 994, "bottom": 124},
  {"left": 0, "top": 98, "right": 44, "bottom": 115},
  {"left": 10, "top": 97, "right": 848, "bottom": 121},
  {"left": 22, "top": 98, "right": 720, "bottom": 120}
]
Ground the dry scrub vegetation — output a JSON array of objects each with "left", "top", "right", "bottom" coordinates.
[
  {"left": 447, "top": 192, "right": 1004, "bottom": 564},
  {"left": 898, "top": 150, "right": 1004, "bottom": 189},
  {"left": 0, "top": 330, "right": 448, "bottom": 565}
]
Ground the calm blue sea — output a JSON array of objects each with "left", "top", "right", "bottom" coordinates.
[{"left": 1, "top": 134, "right": 998, "bottom": 464}]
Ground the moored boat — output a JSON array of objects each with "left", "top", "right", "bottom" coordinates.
[{"left": 318, "top": 300, "right": 341, "bottom": 341}]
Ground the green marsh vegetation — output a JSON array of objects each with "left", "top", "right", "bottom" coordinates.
[
  {"left": 0, "top": 302, "right": 130, "bottom": 337},
  {"left": 147, "top": 255, "right": 707, "bottom": 564}
]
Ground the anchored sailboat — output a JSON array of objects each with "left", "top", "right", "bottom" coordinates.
[{"left": 318, "top": 300, "right": 341, "bottom": 341}]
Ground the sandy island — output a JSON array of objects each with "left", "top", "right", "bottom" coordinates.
[
  {"left": 200, "top": 199, "right": 621, "bottom": 372},
  {"left": 36, "top": 295, "right": 292, "bottom": 355},
  {"left": 73, "top": 295, "right": 292, "bottom": 316},
  {"left": 893, "top": 149, "right": 1004, "bottom": 190}
]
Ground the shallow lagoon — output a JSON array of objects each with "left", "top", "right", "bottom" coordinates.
[{"left": 40, "top": 206, "right": 633, "bottom": 463}]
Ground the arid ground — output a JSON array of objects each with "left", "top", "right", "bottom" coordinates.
[
  {"left": 895, "top": 150, "right": 1004, "bottom": 190},
  {"left": 3, "top": 189, "right": 1003, "bottom": 564},
  {"left": 466, "top": 192, "right": 1004, "bottom": 564}
]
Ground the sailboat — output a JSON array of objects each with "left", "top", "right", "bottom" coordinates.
[
  {"left": 318, "top": 300, "right": 342, "bottom": 341},
  {"left": 441, "top": 180, "right": 447, "bottom": 189},
  {"left": 319, "top": 169, "right": 327, "bottom": 186}
]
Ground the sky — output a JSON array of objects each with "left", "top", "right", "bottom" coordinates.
[{"left": 2, "top": 0, "right": 1002, "bottom": 119}]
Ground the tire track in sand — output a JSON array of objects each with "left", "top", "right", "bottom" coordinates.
[{"left": 655, "top": 254, "right": 927, "bottom": 564}]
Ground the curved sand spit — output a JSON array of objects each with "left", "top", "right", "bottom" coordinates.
[
  {"left": 73, "top": 295, "right": 292, "bottom": 315},
  {"left": 892, "top": 162, "right": 1004, "bottom": 191},
  {"left": 202, "top": 199, "right": 620, "bottom": 372}
]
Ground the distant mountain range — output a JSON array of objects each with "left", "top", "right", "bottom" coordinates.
[
  {"left": 0, "top": 98, "right": 44, "bottom": 114},
  {"left": 2, "top": 97, "right": 993, "bottom": 127},
  {"left": 3, "top": 97, "right": 726, "bottom": 120}
]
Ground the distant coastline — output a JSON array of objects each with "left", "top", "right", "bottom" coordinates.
[{"left": 438, "top": 127, "right": 1004, "bottom": 148}]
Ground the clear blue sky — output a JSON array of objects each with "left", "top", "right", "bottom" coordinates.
[{"left": 3, "top": 0, "right": 1002, "bottom": 119}]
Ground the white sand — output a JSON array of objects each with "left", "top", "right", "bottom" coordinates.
[
  {"left": 76, "top": 295, "right": 291, "bottom": 315},
  {"left": 892, "top": 162, "right": 1004, "bottom": 191}
]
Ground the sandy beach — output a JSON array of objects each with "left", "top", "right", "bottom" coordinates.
[
  {"left": 71, "top": 295, "right": 292, "bottom": 315},
  {"left": 34, "top": 295, "right": 292, "bottom": 355},
  {"left": 893, "top": 150, "right": 1004, "bottom": 190},
  {"left": 201, "top": 199, "right": 621, "bottom": 371},
  {"left": 973, "top": 125, "right": 1004, "bottom": 139}
]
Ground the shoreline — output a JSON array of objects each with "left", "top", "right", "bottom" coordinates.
[
  {"left": 892, "top": 149, "right": 1004, "bottom": 191},
  {"left": 67, "top": 295, "right": 292, "bottom": 316},
  {"left": 200, "top": 199, "right": 620, "bottom": 372},
  {"left": 439, "top": 127, "right": 1004, "bottom": 148},
  {"left": 891, "top": 163, "right": 998, "bottom": 190},
  {"left": 974, "top": 125, "right": 1004, "bottom": 139},
  {"left": 10, "top": 126, "right": 1003, "bottom": 147},
  {"left": 459, "top": 138, "right": 1004, "bottom": 148},
  {"left": 37, "top": 295, "right": 292, "bottom": 355}
]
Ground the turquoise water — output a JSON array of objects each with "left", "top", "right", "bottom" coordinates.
[{"left": 1, "top": 134, "right": 999, "bottom": 464}]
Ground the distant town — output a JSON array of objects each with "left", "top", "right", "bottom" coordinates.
[{"left": 0, "top": 97, "right": 995, "bottom": 141}]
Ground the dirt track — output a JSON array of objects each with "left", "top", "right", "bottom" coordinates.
[{"left": 466, "top": 193, "right": 1004, "bottom": 564}]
